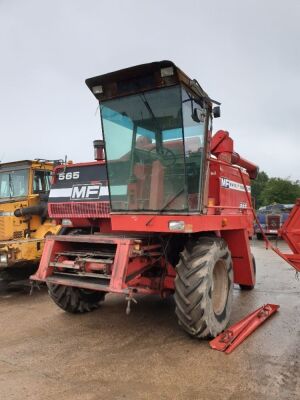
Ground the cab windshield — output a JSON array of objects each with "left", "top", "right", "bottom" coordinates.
[
  {"left": 101, "top": 85, "right": 207, "bottom": 212},
  {"left": 0, "top": 169, "right": 29, "bottom": 199}
]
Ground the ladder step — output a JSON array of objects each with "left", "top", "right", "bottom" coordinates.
[
  {"left": 54, "top": 271, "right": 111, "bottom": 280},
  {"left": 76, "top": 258, "right": 113, "bottom": 264},
  {"left": 46, "top": 274, "right": 111, "bottom": 292},
  {"left": 55, "top": 250, "right": 115, "bottom": 258}
]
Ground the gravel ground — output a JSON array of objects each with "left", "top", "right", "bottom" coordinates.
[{"left": 0, "top": 239, "right": 299, "bottom": 400}]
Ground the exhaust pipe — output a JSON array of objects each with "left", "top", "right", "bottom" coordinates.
[{"left": 93, "top": 140, "right": 105, "bottom": 161}]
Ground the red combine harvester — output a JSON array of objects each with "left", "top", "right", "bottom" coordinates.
[{"left": 32, "top": 61, "right": 261, "bottom": 338}]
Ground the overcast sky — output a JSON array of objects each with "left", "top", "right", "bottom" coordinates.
[{"left": 0, "top": 0, "right": 299, "bottom": 180}]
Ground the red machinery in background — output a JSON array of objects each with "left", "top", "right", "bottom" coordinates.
[
  {"left": 274, "top": 199, "right": 300, "bottom": 272},
  {"left": 32, "top": 61, "right": 262, "bottom": 339}
]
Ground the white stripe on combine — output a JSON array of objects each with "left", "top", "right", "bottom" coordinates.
[
  {"left": 49, "top": 186, "right": 109, "bottom": 199},
  {"left": 49, "top": 188, "right": 72, "bottom": 198},
  {"left": 100, "top": 186, "right": 109, "bottom": 196}
]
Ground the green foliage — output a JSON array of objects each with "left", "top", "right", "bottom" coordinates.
[
  {"left": 260, "top": 178, "right": 300, "bottom": 205},
  {"left": 251, "top": 171, "right": 300, "bottom": 208},
  {"left": 251, "top": 171, "right": 269, "bottom": 208}
]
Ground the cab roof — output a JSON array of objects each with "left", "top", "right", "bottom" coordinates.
[
  {"left": 86, "top": 60, "right": 217, "bottom": 105},
  {"left": 0, "top": 160, "right": 60, "bottom": 172}
]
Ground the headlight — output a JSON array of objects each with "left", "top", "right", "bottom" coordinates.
[
  {"left": 92, "top": 85, "right": 103, "bottom": 94},
  {"left": 62, "top": 219, "right": 73, "bottom": 227},
  {"left": 169, "top": 221, "right": 185, "bottom": 231},
  {"left": 161, "top": 67, "right": 174, "bottom": 77},
  {"left": 0, "top": 253, "right": 8, "bottom": 265}
]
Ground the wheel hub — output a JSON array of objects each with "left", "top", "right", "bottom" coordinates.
[{"left": 212, "top": 260, "right": 228, "bottom": 316}]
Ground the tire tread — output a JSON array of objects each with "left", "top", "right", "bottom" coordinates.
[
  {"left": 174, "top": 237, "right": 233, "bottom": 339},
  {"left": 47, "top": 283, "right": 105, "bottom": 313}
]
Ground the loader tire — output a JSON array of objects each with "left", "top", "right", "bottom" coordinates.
[
  {"left": 174, "top": 237, "right": 233, "bottom": 339},
  {"left": 239, "top": 254, "right": 256, "bottom": 291},
  {"left": 47, "top": 283, "right": 106, "bottom": 313}
]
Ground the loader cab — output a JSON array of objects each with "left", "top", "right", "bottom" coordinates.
[
  {"left": 0, "top": 161, "right": 53, "bottom": 202},
  {"left": 86, "top": 61, "right": 214, "bottom": 214},
  {"left": 0, "top": 160, "right": 55, "bottom": 243}
]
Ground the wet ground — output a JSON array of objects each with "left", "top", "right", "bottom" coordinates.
[{"left": 0, "top": 239, "right": 299, "bottom": 400}]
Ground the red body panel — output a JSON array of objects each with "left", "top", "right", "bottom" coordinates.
[
  {"left": 111, "top": 214, "right": 250, "bottom": 233},
  {"left": 32, "top": 234, "right": 176, "bottom": 295}
]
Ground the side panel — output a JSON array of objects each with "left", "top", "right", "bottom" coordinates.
[
  {"left": 31, "top": 237, "right": 66, "bottom": 280},
  {"left": 221, "top": 229, "right": 255, "bottom": 286},
  {"left": 111, "top": 214, "right": 250, "bottom": 233},
  {"left": 0, "top": 199, "right": 29, "bottom": 241},
  {"left": 207, "top": 160, "right": 254, "bottom": 235},
  {"left": 208, "top": 161, "right": 252, "bottom": 212},
  {"left": 219, "top": 167, "right": 251, "bottom": 213}
]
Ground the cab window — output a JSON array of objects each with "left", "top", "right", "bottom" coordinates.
[
  {"left": 33, "top": 170, "right": 51, "bottom": 193},
  {"left": 0, "top": 169, "right": 29, "bottom": 198}
]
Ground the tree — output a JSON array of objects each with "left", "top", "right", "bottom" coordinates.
[
  {"left": 251, "top": 171, "right": 269, "bottom": 208},
  {"left": 260, "top": 178, "right": 300, "bottom": 205},
  {"left": 251, "top": 171, "right": 300, "bottom": 208}
]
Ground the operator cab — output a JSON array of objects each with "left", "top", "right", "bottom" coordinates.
[
  {"left": 0, "top": 161, "right": 52, "bottom": 202},
  {"left": 86, "top": 61, "right": 218, "bottom": 214}
]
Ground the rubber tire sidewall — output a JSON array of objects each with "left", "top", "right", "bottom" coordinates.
[
  {"left": 175, "top": 237, "right": 233, "bottom": 339},
  {"left": 200, "top": 239, "right": 233, "bottom": 338}
]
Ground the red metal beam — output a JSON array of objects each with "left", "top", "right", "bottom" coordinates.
[{"left": 210, "top": 304, "right": 279, "bottom": 354}]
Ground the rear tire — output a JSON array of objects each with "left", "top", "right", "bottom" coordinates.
[
  {"left": 47, "top": 283, "right": 106, "bottom": 313},
  {"left": 174, "top": 237, "right": 233, "bottom": 339}
]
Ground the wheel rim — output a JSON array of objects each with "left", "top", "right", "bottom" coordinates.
[{"left": 212, "top": 260, "right": 228, "bottom": 316}]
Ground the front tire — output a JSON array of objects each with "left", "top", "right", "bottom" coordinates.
[
  {"left": 47, "top": 283, "right": 106, "bottom": 313},
  {"left": 174, "top": 237, "right": 233, "bottom": 339}
]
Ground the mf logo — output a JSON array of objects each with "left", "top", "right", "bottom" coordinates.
[
  {"left": 220, "top": 177, "right": 251, "bottom": 193},
  {"left": 220, "top": 178, "right": 230, "bottom": 188},
  {"left": 71, "top": 184, "right": 101, "bottom": 200}
]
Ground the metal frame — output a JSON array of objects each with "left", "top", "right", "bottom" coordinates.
[{"left": 32, "top": 233, "right": 176, "bottom": 296}]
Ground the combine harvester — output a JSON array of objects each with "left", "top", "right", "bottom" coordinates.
[{"left": 31, "top": 61, "right": 300, "bottom": 338}]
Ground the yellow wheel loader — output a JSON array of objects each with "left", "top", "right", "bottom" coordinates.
[{"left": 0, "top": 160, "right": 61, "bottom": 284}]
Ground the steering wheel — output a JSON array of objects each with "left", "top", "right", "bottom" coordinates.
[{"left": 149, "top": 146, "right": 176, "bottom": 167}]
